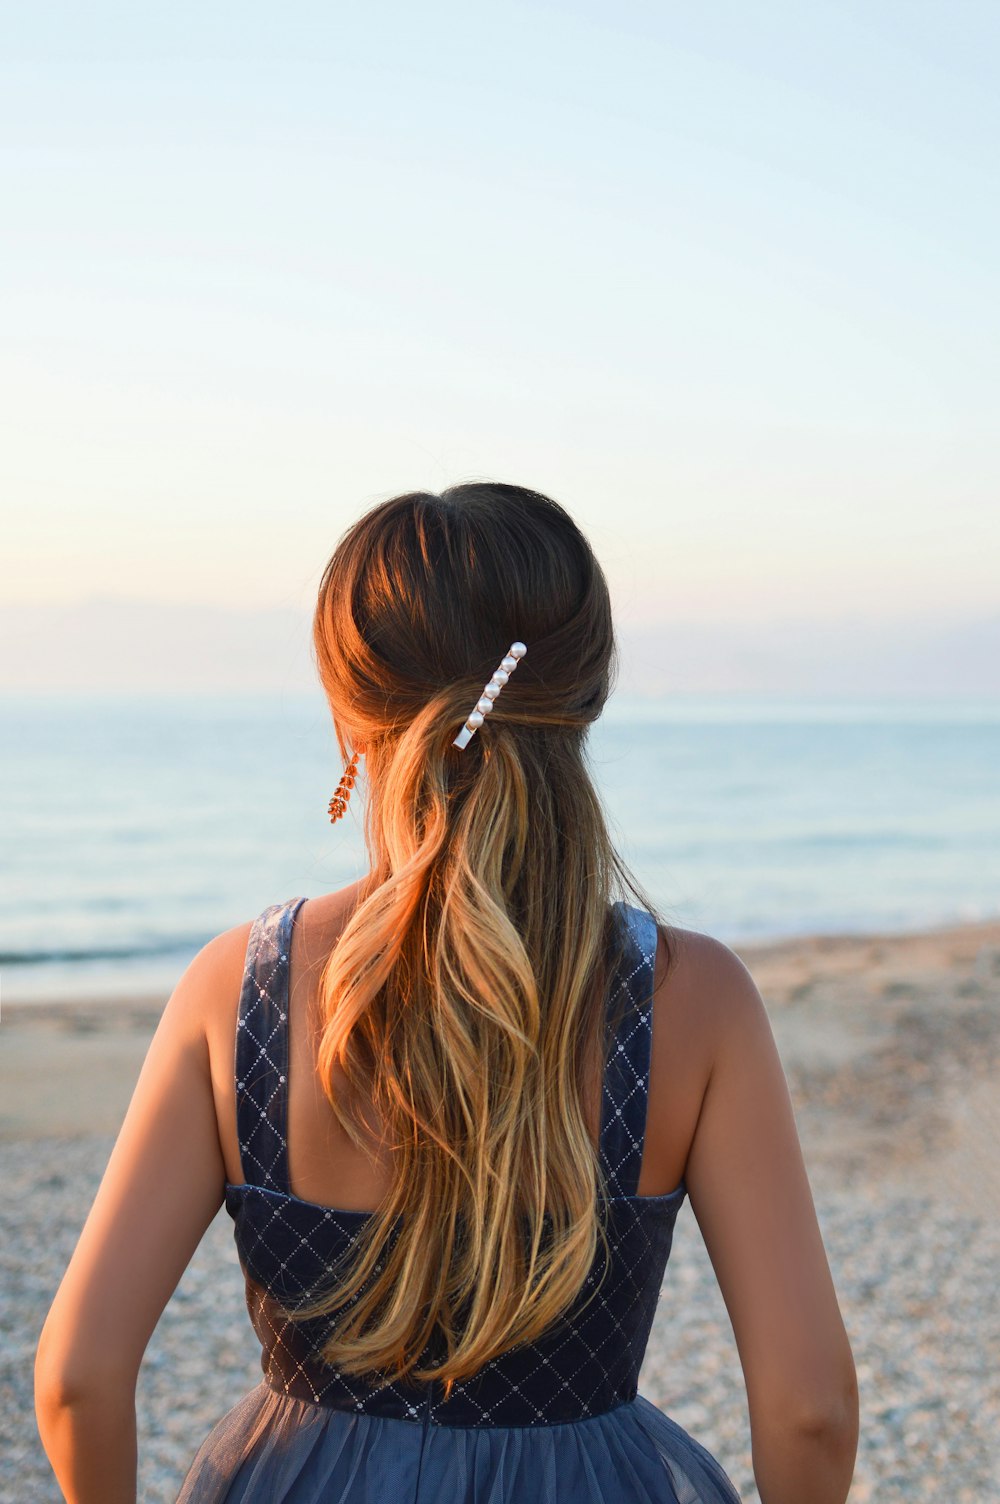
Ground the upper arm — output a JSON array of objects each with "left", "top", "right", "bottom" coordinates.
[
  {"left": 682, "top": 937, "right": 857, "bottom": 1428},
  {"left": 35, "top": 929, "right": 244, "bottom": 1399}
]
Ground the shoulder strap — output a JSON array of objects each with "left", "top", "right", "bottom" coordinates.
[
  {"left": 235, "top": 896, "right": 308, "bottom": 1193},
  {"left": 599, "top": 901, "right": 658, "bottom": 1198}
]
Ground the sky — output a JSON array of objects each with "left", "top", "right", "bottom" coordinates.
[{"left": 2, "top": 2, "right": 998, "bottom": 694}]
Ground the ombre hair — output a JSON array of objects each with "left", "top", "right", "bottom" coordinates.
[{"left": 289, "top": 481, "right": 673, "bottom": 1395}]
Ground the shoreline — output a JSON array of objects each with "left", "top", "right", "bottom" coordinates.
[
  {"left": 2, "top": 912, "right": 999, "bottom": 1207},
  {"left": 3, "top": 908, "right": 998, "bottom": 1016},
  {"left": 4, "top": 903, "right": 998, "bottom": 1012}
]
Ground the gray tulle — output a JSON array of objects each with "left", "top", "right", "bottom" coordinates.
[{"left": 175, "top": 1381, "right": 743, "bottom": 1503}]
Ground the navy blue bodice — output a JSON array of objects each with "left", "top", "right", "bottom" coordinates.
[{"left": 224, "top": 897, "right": 687, "bottom": 1429}]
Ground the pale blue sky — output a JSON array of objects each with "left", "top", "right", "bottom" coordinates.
[{"left": 2, "top": 2, "right": 998, "bottom": 692}]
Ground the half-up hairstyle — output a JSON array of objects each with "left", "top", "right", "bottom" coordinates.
[{"left": 292, "top": 481, "right": 672, "bottom": 1396}]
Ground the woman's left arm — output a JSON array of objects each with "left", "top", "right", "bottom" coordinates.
[{"left": 34, "top": 930, "right": 238, "bottom": 1504}]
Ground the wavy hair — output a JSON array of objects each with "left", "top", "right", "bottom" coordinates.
[{"left": 288, "top": 482, "right": 672, "bottom": 1396}]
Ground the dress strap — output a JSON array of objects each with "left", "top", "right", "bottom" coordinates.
[
  {"left": 599, "top": 901, "right": 658, "bottom": 1198},
  {"left": 235, "top": 896, "right": 308, "bottom": 1193}
]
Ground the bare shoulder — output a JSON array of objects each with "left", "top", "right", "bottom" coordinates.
[
  {"left": 652, "top": 923, "right": 767, "bottom": 1059},
  {"left": 156, "top": 920, "right": 250, "bottom": 1053},
  {"left": 188, "top": 882, "right": 362, "bottom": 1065},
  {"left": 637, "top": 924, "right": 767, "bottom": 1193},
  {"left": 655, "top": 921, "right": 761, "bottom": 991}
]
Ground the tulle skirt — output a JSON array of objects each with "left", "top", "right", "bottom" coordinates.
[{"left": 175, "top": 1380, "right": 743, "bottom": 1503}]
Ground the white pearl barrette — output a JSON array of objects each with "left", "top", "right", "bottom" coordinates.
[{"left": 452, "top": 641, "right": 527, "bottom": 750}]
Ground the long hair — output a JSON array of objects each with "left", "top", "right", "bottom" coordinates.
[{"left": 289, "top": 481, "right": 673, "bottom": 1395}]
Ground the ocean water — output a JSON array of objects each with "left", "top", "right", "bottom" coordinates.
[{"left": 1, "top": 691, "right": 998, "bottom": 1004}]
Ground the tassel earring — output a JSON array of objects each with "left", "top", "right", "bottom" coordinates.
[{"left": 328, "top": 750, "right": 360, "bottom": 823}]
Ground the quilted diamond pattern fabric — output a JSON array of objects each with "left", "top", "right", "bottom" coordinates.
[{"left": 175, "top": 897, "right": 744, "bottom": 1502}]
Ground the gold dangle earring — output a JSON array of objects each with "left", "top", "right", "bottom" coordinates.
[{"left": 328, "top": 750, "right": 361, "bottom": 824}]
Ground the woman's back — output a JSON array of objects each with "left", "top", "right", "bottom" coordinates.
[
  {"left": 205, "top": 881, "right": 712, "bottom": 1218},
  {"left": 178, "top": 888, "right": 747, "bottom": 1500}
]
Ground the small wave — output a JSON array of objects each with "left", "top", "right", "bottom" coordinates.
[{"left": 0, "top": 937, "right": 209, "bottom": 966}]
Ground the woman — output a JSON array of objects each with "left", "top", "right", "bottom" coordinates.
[{"left": 35, "top": 482, "right": 858, "bottom": 1503}]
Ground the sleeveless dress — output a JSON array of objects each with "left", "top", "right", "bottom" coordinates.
[{"left": 175, "top": 897, "right": 744, "bottom": 1503}]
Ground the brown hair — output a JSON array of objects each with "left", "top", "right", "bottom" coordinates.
[{"left": 292, "top": 481, "right": 671, "bottom": 1395}]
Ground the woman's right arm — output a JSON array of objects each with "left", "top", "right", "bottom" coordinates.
[{"left": 682, "top": 937, "right": 859, "bottom": 1504}]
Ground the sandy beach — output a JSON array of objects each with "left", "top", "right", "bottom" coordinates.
[{"left": 3, "top": 917, "right": 998, "bottom": 1502}]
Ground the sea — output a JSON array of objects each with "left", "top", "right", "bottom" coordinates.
[{"left": 1, "top": 691, "right": 998, "bottom": 1004}]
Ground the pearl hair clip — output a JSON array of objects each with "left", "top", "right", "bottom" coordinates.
[{"left": 452, "top": 641, "right": 527, "bottom": 750}]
